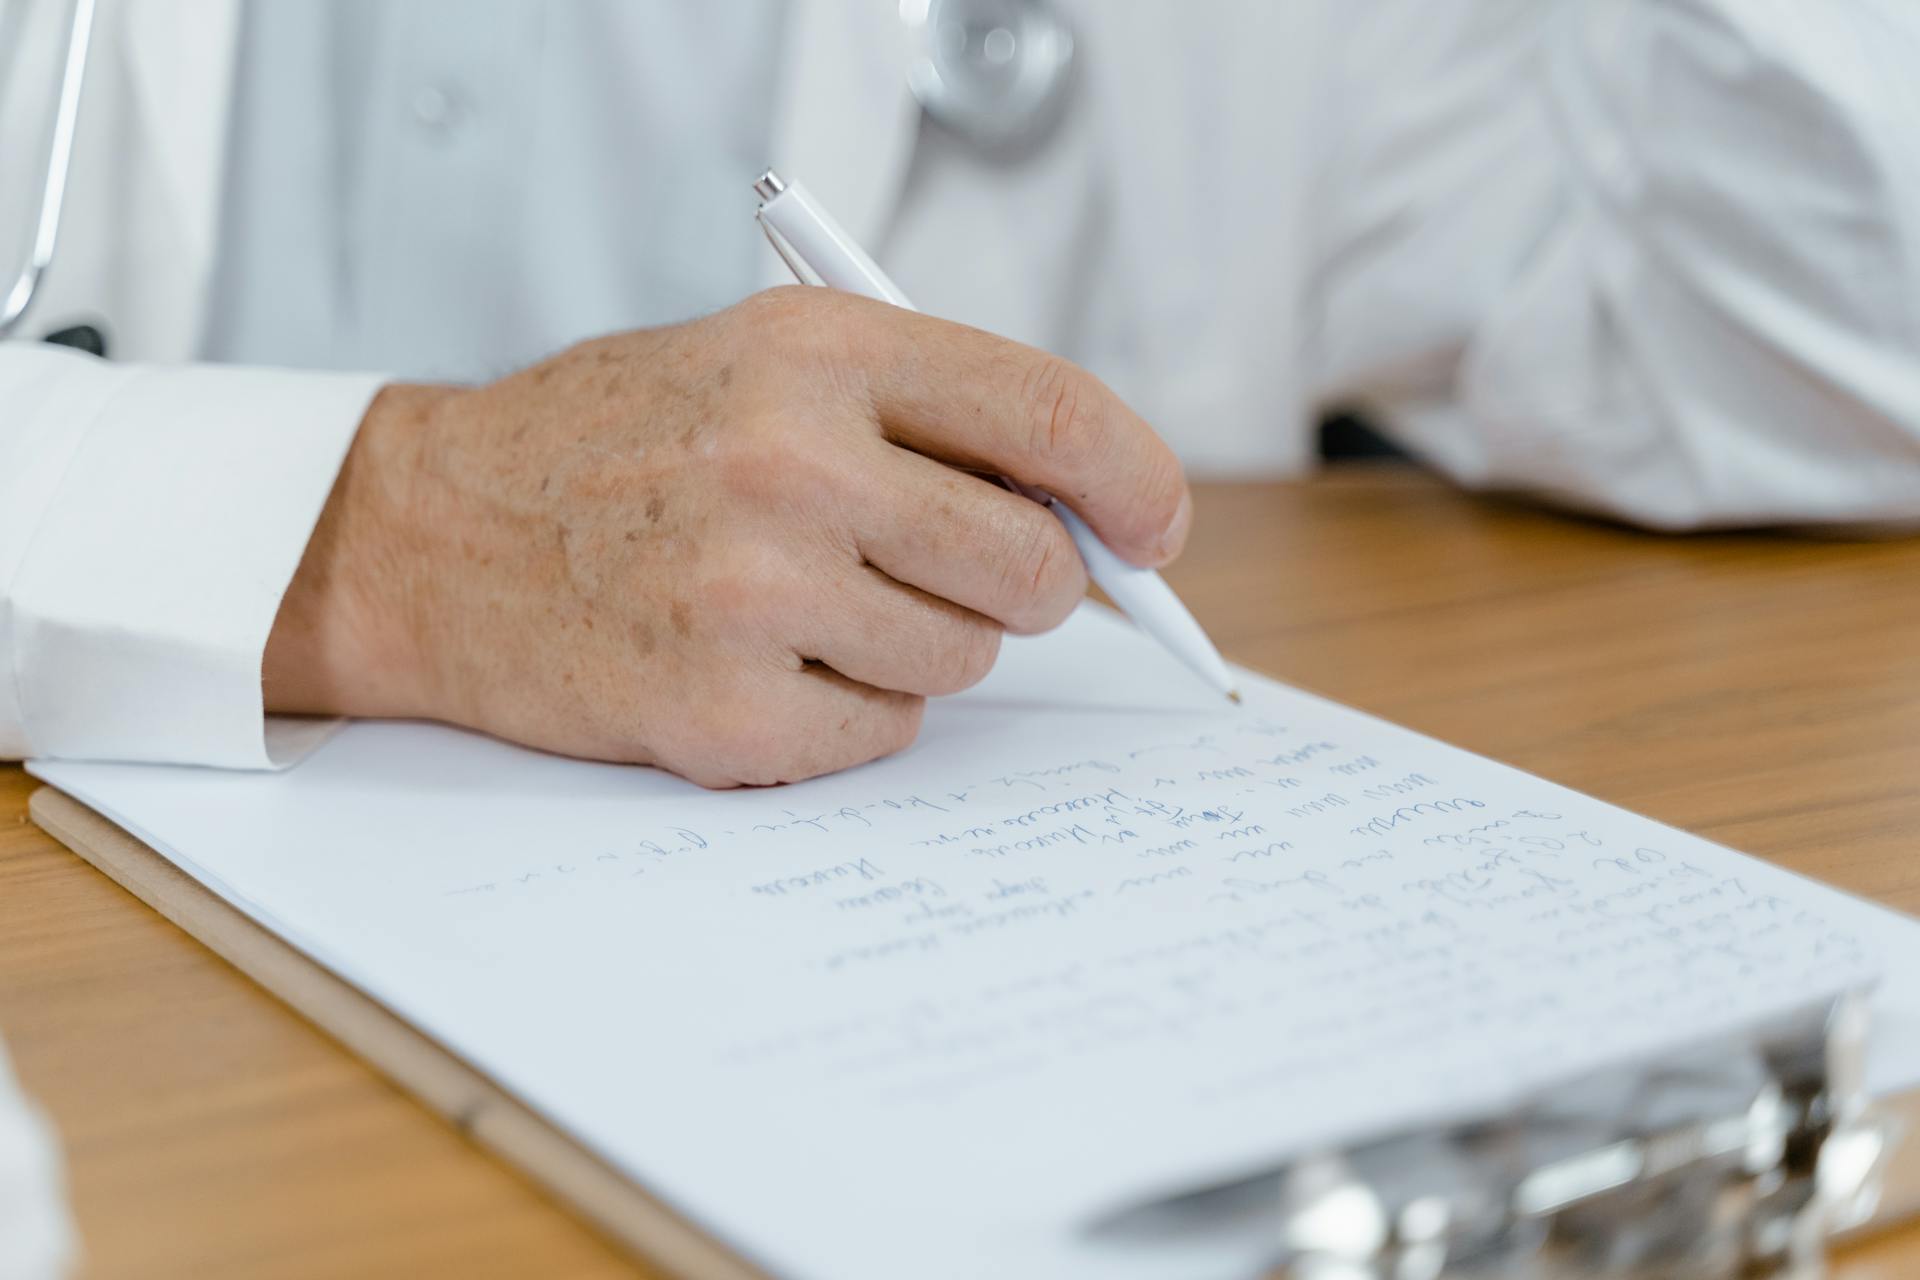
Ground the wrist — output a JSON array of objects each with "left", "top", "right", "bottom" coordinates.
[{"left": 263, "top": 382, "right": 457, "bottom": 720}]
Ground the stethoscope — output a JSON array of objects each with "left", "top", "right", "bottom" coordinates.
[
  {"left": 902, "top": 0, "right": 1075, "bottom": 155},
  {"left": 0, "top": 0, "right": 94, "bottom": 339},
  {"left": 0, "top": 0, "right": 1071, "bottom": 342}
]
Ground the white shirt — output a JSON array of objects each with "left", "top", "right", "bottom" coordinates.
[
  {"left": 4, "top": 0, "right": 1920, "bottom": 769},
  {"left": 202, "top": 0, "right": 786, "bottom": 380}
]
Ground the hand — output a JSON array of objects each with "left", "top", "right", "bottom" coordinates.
[{"left": 263, "top": 287, "right": 1191, "bottom": 787}]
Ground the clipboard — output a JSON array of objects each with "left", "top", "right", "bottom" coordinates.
[
  {"left": 27, "top": 785, "right": 765, "bottom": 1280},
  {"left": 30, "top": 782, "right": 1920, "bottom": 1278}
]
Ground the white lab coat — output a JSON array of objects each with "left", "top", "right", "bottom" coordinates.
[{"left": 4, "top": 0, "right": 1920, "bottom": 769}]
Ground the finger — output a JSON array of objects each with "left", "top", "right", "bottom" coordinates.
[
  {"left": 823, "top": 295, "right": 1192, "bottom": 568},
  {"left": 678, "top": 661, "right": 924, "bottom": 789},
  {"left": 730, "top": 665, "right": 926, "bottom": 786},
  {"left": 793, "top": 561, "right": 1004, "bottom": 696},
  {"left": 855, "top": 447, "right": 1087, "bottom": 635}
]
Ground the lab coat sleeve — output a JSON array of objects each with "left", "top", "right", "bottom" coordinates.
[
  {"left": 0, "top": 344, "right": 385, "bottom": 766},
  {"left": 1398, "top": 1, "right": 1920, "bottom": 529}
]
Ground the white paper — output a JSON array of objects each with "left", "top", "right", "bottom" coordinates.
[{"left": 33, "top": 605, "right": 1920, "bottom": 1280}]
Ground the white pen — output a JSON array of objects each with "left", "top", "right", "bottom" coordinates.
[{"left": 753, "top": 170, "right": 1241, "bottom": 704}]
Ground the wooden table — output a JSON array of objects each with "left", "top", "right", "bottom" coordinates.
[{"left": 4, "top": 468, "right": 1920, "bottom": 1278}]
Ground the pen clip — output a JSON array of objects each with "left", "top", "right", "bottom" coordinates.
[{"left": 756, "top": 215, "right": 827, "bottom": 289}]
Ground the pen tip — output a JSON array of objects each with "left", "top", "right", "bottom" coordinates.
[{"left": 1226, "top": 689, "right": 1243, "bottom": 706}]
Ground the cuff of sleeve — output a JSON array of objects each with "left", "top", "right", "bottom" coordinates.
[{"left": 12, "top": 363, "right": 388, "bottom": 768}]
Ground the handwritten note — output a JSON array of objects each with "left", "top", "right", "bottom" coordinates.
[{"left": 33, "top": 606, "right": 1920, "bottom": 1280}]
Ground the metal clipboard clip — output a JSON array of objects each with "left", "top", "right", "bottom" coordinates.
[{"left": 1260, "top": 994, "right": 1897, "bottom": 1279}]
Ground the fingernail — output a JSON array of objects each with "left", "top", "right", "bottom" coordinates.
[{"left": 1157, "top": 490, "right": 1193, "bottom": 562}]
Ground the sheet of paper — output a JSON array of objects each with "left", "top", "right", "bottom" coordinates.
[{"left": 33, "top": 605, "right": 1920, "bottom": 1280}]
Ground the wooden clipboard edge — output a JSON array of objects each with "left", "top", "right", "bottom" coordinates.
[{"left": 27, "top": 785, "right": 769, "bottom": 1280}]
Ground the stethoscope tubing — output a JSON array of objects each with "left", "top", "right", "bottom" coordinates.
[{"left": 1, "top": 0, "right": 95, "bottom": 339}]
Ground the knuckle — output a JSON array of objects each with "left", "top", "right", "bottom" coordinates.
[
  {"left": 851, "top": 695, "right": 925, "bottom": 763},
  {"left": 1001, "top": 515, "right": 1086, "bottom": 633},
  {"left": 733, "top": 286, "right": 856, "bottom": 362},
  {"left": 705, "top": 687, "right": 925, "bottom": 784},
  {"left": 735, "top": 285, "right": 819, "bottom": 332},
  {"left": 1020, "top": 354, "right": 1105, "bottom": 470},
  {"left": 926, "top": 620, "right": 1003, "bottom": 695},
  {"left": 706, "top": 687, "right": 817, "bottom": 786},
  {"left": 885, "top": 696, "right": 927, "bottom": 754},
  {"left": 701, "top": 693, "right": 791, "bottom": 786}
]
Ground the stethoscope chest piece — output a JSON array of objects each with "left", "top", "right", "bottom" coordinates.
[{"left": 901, "top": 0, "right": 1074, "bottom": 156}]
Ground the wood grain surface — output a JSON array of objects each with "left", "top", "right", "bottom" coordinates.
[{"left": 3, "top": 469, "right": 1918, "bottom": 1278}]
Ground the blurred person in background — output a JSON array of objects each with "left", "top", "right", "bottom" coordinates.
[{"left": 2, "top": 0, "right": 1918, "bottom": 788}]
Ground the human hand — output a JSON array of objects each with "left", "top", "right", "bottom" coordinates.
[{"left": 263, "top": 288, "right": 1190, "bottom": 786}]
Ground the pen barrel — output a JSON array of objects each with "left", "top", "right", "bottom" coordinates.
[
  {"left": 756, "top": 183, "right": 914, "bottom": 309},
  {"left": 1051, "top": 504, "right": 1236, "bottom": 696}
]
